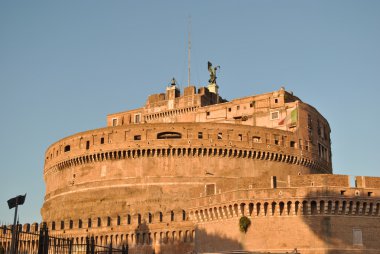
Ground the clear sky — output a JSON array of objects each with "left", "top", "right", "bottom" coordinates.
[{"left": 0, "top": 1, "right": 379, "bottom": 224}]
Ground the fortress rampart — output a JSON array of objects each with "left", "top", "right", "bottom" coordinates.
[{"left": 29, "top": 82, "right": 380, "bottom": 254}]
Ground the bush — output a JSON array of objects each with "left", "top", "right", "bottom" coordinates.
[{"left": 239, "top": 216, "right": 251, "bottom": 233}]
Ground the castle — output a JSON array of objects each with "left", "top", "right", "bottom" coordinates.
[{"left": 34, "top": 69, "right": 380, "bottom": 253}]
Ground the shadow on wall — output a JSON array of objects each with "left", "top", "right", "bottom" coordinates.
[
  {"left": 131, "top": 221, "right": 194, "bottom": 254},
  {"left": 300, "top": 188, "right": 380, "bottom": 254},
  {"left": 194, "top": 226, "right": 243, "bottom": 253},
  {"left": 132, "top": 221, "right": 154, "bottom": 254}
]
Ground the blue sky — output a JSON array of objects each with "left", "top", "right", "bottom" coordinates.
[{"left": 0, "top": 1, "right": 379, "bottom": 223}]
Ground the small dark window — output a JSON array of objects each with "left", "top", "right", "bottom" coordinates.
[
  {"left": 127, "top": 215, "right": 131, "bottom": 225},
  {"left": 100, "top": 137, "right": 104, "bottom": 144},
  {"left": 171, "top": 211, "right": 174, "bottom": 222},
  {"left": 368, "top": 192, "right": 373, "bottom": 197},
  {"left": 198, "top": 132, "right": 203, "bottom": 139},
  {"left": 134, "top": 135, "right": 141, "bottom": 140},
  {"left": 69, "top": 220, "right": 73, "bottom": 229},
  {"left": 117, "top": 216, "right": 121, "bottom": 226},
  {"left": 159, "top": 212, "right": 163, "bottom": 222},
  {"left": 182, "top": 210, "right": 186, "bottom": 221},
  {"left": 206, "top": 111, "right": 210, "bottom": 116},
  {"left": 275, "top": 99, "right": 278, "bottom": 103},
  {"left": 138, "top": 214, "right": 141, "bottom": 225},
  {"left": 88, "top": 218, "right": 92, "bottom": 228},
  {"left": 52, "top": 222, "right": 55, "bottom": 231},
  {"left": 97, "top": 217, "right": 101, "bottom": 227},
  {"left": 148, "top": 213, "right": 152, "bottom": 223},
  {"left": 274, "top": 140, "right": 279, "bottom": 145},
  {"left": 60, "top": 221, "right": 64, "bottom": 230},
  {"left": 290, "top": 141, "right": 295, "bottom": 147},
  {"left": 228, "top": 108, "right": 232, "bottom": 112},
  {"left": 78, "top": 219, "right": 82, "bottom": 229},
  {"left": 107, "top": 217, "right": 111, "bottom": 226},
  {"left": 86, "top": 141, "right": 90, "bottom": 150},
  {"left": 64, "top": 145, "right": 71, "bottom": 152},
  {"left": 341, "top": 190, "right": 346, "bottom": 195},
  {"left": 217, "top": 133, "right": 222, "bottom": 140},
  {"left": 238, "top": 134, "right": 243, "bottom": 141}
]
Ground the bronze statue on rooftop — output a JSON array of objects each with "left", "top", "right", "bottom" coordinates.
[{"left": 208, "top": 61, "right": 220, "bottom": 84}]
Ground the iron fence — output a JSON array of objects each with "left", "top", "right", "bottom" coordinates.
[{"left": 0, "top": 225, "right": 128, "bottom": 254}]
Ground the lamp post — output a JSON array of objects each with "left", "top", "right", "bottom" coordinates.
[{"left": 7, "top": 194, "right": 26, "bottom": 254}]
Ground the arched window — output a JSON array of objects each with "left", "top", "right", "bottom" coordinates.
[{"left": 157, "top": 132, "right": 182, "bottom": 139}]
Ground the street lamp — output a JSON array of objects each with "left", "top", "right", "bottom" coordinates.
[{"left": 7, "top": 194, "right": 26, "bottom": 254}]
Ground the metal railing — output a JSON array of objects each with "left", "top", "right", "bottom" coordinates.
[{"left": 0, "top": 225, "right": 128, "bottom": 254}]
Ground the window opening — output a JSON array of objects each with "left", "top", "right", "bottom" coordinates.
[
  {"left": 134, "top": 114, "right": 141, "bottom": 124},
  {"left": 157, "top": 132, "right": 182, "bottom": 139},
  {"left": 252, "top": 136, "right": 261, "bottom": 143},
  {"left": 198, "top": 132, "right": 203, "bottom": 139},
  {"left": 100, "top": 137, "right": 104, "bottom": 144},
  {"left": 112, "top": 118, "right": 118, "bottom": 127},
  {"left": 86, "top": 141, "right": 90, "bottom": 150},
  {"left": 217, "top": 133, "right": 222, "bottom": 140},
  {"left": 270, "top": 111, "right": 279, "bottom": 120},
  {"left": 64, "top": 145, "right": 71, "bottom": 152},
  {"left": 134, "top": 135, "right": 141, "bottom": 141}
]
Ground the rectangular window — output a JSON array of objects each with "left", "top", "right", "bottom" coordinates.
[
  {"left": 252, "top": 136, "right": 261, "bottom": 143},
  {"left": 217, "top": 133, "right": 222, "bottom": 140},
  {"left": 86, "top": 141, "right": 90, "bottom": 150},
  {"left": 274, "top": 135, "right": 279, "bottom": 145},
  {"left": 100, "top": 137, "right": 104, "bottom": 144},
  {"left": 198, "top": 132, "right": 203, "bottom": 139},
  {"left": 112, "top": 118, "right": 118, "bottom": 127},
  {"left": 206, "top": 111, "right": 210, "bottom": 116},
  {"left": 134, "top": 114, "right": 141, "bottom": 124},
  {"left": 134, "top": 135, "right": 141, "bottom": 141},
  {"left": 250, "top": 102, "right": 254, "bottom": 108},
  {"left": 270, "top": 111, "right": 279, "bottom": 120},
  {"left": 290, "top": 141, "right": 296, "bottom": 148},
  {"left": 238, "top": 134, "right": 243, "bottom": 141},
  {"left": 352, "top": 229, "right": 363, "bottom": 245},
  {"left": 60, "top": 221, "right": 64, "bottom": 230},
  {"left": 205, "top": 184, "right": 216, "bottom": 196}
]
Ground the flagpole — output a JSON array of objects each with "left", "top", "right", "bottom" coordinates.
[{"left": 10, "top": 204, "right": 18, "bottom": 254}]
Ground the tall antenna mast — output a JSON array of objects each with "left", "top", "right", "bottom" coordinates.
[{"left": 187, "top": 16, "right": 191, "bottom": 87}]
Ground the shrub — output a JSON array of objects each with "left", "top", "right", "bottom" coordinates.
[{"left": 239, "top": 216, "right": 251, "bottom": 233}]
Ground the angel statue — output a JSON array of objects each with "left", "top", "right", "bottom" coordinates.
[{"left": 208, "top": 61, "right": 220, "bottom": 84}]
